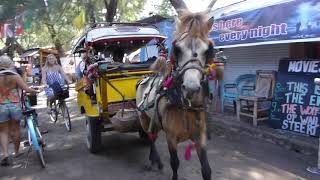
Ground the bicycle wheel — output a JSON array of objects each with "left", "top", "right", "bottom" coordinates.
[
  {"left": 27, "top": 116, "right": 46, "bottom": 168},
  {"left": 61, "top": 101, "right": 71, "bottom": 132},
  {"left": 49, "top": 102, "right": 58, "bottom": 123}
]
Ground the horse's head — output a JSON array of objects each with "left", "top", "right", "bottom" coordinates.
[{"left": 173, "top": 10, "right": 214, "bottom": 106}]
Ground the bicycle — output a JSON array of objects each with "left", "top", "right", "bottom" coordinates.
[
  {"left": 21, "top": 91, "right": 46, "bottom": 168},
  {"left": 48, "top": 85, "right": 71, "bottom": 132}
]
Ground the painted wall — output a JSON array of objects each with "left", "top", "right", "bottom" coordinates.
[{"left": 140, "top": 19, "right": 175, "bottom": 62}]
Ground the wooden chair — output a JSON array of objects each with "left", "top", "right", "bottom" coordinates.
[{"left": 236, "top": 70, "right": 277, "bottom": 126}]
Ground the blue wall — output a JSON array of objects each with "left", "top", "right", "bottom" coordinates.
[{"left": 140, "top": 19, "right": 175, "bottom": 62}]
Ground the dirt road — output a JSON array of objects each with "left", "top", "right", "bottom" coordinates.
[{"left": 0, "top": 91, "right": 319, "bottom": 180}]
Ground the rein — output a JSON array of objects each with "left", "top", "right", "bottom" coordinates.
[{"left": 168, "top": 35, "right": 209, "bottom": 111}]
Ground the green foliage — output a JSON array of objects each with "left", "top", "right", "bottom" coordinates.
[
  {"left": 154, "top": 0, "right": 176, "bottom": 17},
  {"left": 19, "top": 0, "right": 84, "bottom": 51},
  {"left": 116, "top": 0, "right": 147, "bottom": 22},
  {"left": 1, "top": 0, "right": 167, "bottom": 52}
]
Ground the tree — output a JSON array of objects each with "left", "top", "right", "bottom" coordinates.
[
  {"left": 154, "top": 0, "right": 176, "bottom": 17},
  {"left": 1, "top": 0, "right": 158, "bottom": 57},
  {"left": 21, "top": 0, "right": 84, "bottom": 56},
  {"left": 0, "top": 0, "right": 78, "bottom": 57},
  {"left": 0, "top": 0, "right": 40, "bottom": 57},
  {"left": 103, "top": 0, "right": 146, "bottom": 22},
  {"left": 207, "top": 0, "right": 217, "bottom": 10},
  {"left": 168, "top": 0, "right": 218, "bottom": 15},
  {"left": 169, "top": 0, "right": 187, "bottom": 13},
  {"left": 104, "top": 0, "right": 118, "bottom": 22}
]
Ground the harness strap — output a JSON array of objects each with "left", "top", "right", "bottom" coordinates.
[
  {"left": 137, "top": 74, "right": 160, "bottom": 112},
  {"left": 0, "top": 70, "right": 19, "bottom": 76}
]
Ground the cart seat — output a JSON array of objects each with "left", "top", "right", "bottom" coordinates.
[
  {"left": 119, "top": 63, "right": 151, "bottom": 70},
  {"left": 98, "top": 59, "right": 156, "bottom": 73}
]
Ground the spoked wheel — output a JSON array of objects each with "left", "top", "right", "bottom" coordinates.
[
  {"left": 35, "top": 123, "right": 46, "bottom": 168},
  {"left": 36, "top": 145, "right": 46, "bottom": 168},
  {"left": 27, "top": 118, "right": 46, "bottom": 168},
  {"left": 60, "top": 101, "right": 71, "bottom": 132},
  {"left": 49, "top": 102, "right": 58, "bottom": 123}
]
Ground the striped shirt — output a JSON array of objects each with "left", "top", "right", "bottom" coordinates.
[{"left": 46, "top": 71, "right": 64, "bottom": 87}]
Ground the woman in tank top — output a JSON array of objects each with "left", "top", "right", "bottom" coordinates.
[
  {"left": 0, "top": 55, "right": 39, "bottom": 166},
  {"left": 41, "top": 54, "right": 72, "bottom": 110}
]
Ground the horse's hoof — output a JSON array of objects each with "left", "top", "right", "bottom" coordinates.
[
  {"left": 172, "top": 176, "right": 178, "bottom": 180},
  {"left": 158, "top": 162, "right": 164, "bottom": 170},
  {"left": 159, "top": 168, "right": 165, "bottom": 174},
  {"left": 143, "top": 164, "right": 153, "bottom": 171}
]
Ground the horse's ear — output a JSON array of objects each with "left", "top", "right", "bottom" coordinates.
[
  {"left": 174, "top": 15, "right": 180, "bottom": 25},
  {"left": 207, "top": 16, "right": 214, "bottom": 31}
]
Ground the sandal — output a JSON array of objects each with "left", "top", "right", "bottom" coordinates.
[
  {"left": 1, "top": 157, "right": 9, "bottom": 166},
  {"left": 41, "top": 129, "right": 49, "bottom": 134},
  {"left": 23, "top": 140, "right": 30, "bottom": 147},
  {"left": 307, "top": 167, "right": 320, "bottom": 175},
  {"left": 13, "top": 152, "right": 24, "bottom": 159}
]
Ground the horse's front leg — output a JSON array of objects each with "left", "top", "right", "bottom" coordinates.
[
  {"left": 196, "top": 146, "right": 211, "bottom": 180},
  {"left": 148, "top": 137, "right": 163, "bottom": 170},
  {"left": 195, "top": 113, "right": 212, "bottom": 180},
  {"left": 167, "top": 138, "right": 179, "bottom": 180}
]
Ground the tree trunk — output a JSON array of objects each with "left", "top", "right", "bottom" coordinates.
[
  {"left": 207, "top": 0, "right": 217, "bottom": 10},
  {"left": 5, "top": 14, "right": 16, "bottom": 58},
  {"left": 104, "top": 0, "right": 118, "bottom": 22},
  {"left": 0, "top": 40, "right": 25, "bottom": 57},
  {"left": 169, "top": 0, "right": 188, "bottom": 14},
  {"left": 46, "top": 23, "right": 64, "bottom": 57},
  {"left": 5, "top": 38, "right": 14, "bottom": 58},
  {"left": 0, "top": 45, "right": 10, "bottom": 56},
  {"left": 43, "top": 0, "right": 64, "bottom": 57},
  {"left": 87, "top": 0, "right": 96, "bottom": 24}
]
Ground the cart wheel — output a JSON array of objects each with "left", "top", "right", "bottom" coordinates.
[{"left": 85, "top": 116, "right": 101, "bottom": 153}]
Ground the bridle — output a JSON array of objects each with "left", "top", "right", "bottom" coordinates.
[{"left": 171, "top": 35, "right": 209, "bottom": 111}]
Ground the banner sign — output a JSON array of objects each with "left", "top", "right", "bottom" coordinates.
[
  {"left": 209, "top": 0, "right": 320, "bottom": 48},
  {"left": 270, "top": 58, "right": 320, "bottom": 137}
]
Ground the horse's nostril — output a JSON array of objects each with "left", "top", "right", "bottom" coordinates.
[
  {"left": 182, "top": 84, "right": 186, "bottom": 89},
  {"left": 193, "top": 53, "right": 198, "bottom": 57}
]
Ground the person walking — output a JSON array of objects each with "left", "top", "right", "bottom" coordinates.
[{"left": 0, "top": 55, "right": 39, "bottom": 166}]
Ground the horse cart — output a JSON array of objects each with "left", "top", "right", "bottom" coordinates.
[{"left": 72, "top": 23, "right": 166, "bottom": 153}]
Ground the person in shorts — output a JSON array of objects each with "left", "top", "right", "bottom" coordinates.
[{"left": 0, "top": 55, "right": 39, "bottom": 166}]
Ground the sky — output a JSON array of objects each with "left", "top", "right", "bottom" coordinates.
[
  {"left": 141, "top": 0, "right": 243, "bottom": 16},
  {"left": 184, "top": 0, "right": 243, "bottom": 12}
]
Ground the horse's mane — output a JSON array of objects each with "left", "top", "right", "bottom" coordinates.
[{"left": 174, "top": 10, "right": 211, "bottom": 43}]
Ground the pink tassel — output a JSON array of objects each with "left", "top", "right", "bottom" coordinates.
[
  {"left": 163, "top": 76, "right": 174, "bottom": 89},
  {"left": 184, "top": 142, "right": 195, "bottom": 160},
  {"left": 148, "top": 133, "right": 158, "bottom": 141},
  {"left": 210, "top": 68, "right": 217, "bottom": 77}
]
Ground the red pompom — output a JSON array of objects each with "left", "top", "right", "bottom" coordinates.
[{"left": 184, "top": 142, "right": 195, "bottom": 160}]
